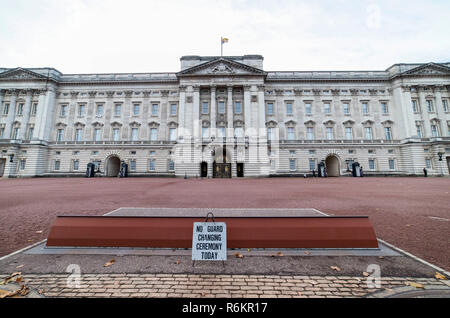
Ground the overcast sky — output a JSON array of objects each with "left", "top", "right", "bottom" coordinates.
[{"left": 1, "top": 0, "right": 449, "bottom": 73}]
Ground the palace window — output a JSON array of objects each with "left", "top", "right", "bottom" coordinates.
[
  {"left": 150, "top": 128, "right": 158, "bottom": 141},
  {"left": 289, "top": 159, "right": 296, "bottom": 171},
  {"left": 384, "top": 127, "right": 392, "bottom": 140},
  {"left": 75, "top": 129, "right": 83, "bottom": 142},
  {"left": 324, "top": 103, "right": 331, "bottom": 115},
  {"left": 345, "top": 127, "right": 353, "bottom": 140},
  {"left": 73, "top": 160, "right": 79, "bottom": 171},
  {"left": 218, "top": 101, "right": 225, "bottom": 114},
  {"left": 54, "top": 160, "right": 61, "bottom": 171},
  {"left": 149, "top": 159, "right": 156, "bottom": 171},
  {"left": 57, "top": 129, "right": 64, "bottom": 142},
  {"left": 96, "top": 104, "right": 104, "bottom": 117},
  {"left": 267, "top": 127, "right": 275, "bottom": 141},
  {"left": 168, "top": 160, "right": 175, "bottom": 171},
  {"left": 443, "top": 99, "right": 448, "bottom": 112},
  {"left": 425, "top": 158, "right": 432, "bottom": 169},
  {"left": 389, "top": 159, "right": 395, "bottom": 170},
  {"left": 17, "top": 103, "right": 24, "bottom": 116},
  {"left": 346, "top": 160, "right": 354, "bottom": 171},
  {"left": 381, "top": 102, "right": 389, "bottom": 114},
  {"left": 426, "top": 100, "right": 433, "bottom": 112},
  {"left": 27, "top": 127, "right": 34, "bottom": 140},
  {"left": 19, "top": 159, "right": 26, "bottom": 171},
  {"left": 202, "top": 127, "right": 210, "bottom": 138},
  {"left": 169, "top": 128, "right": 177, "bottom": 141},
  {"left": 234, "top": 127, "right": 243, "bottom": 138},
  {"left": 309, "top": 150, "right": 315, "bottom": 155},
  {"left": 289, "top": 150, "right": 296, "bottom": 156},
  {"left": 326, "top": 127, "right": 333, "bottom": 140},
  {"left": 170, "top": 104, "right": 177, "bottom": 116},
  {"left": 411, "top": 100, "right": 419, "bottom": 113},
  {"left": 78, "top": 105, "right": 86, "bottom": 117},
  {"left": 94, "top": 128, "right": 102, "bottom": 141},
  {"left": 201, "top": 102, "right": 209, "bottom": 114},
  {"left": 112, "top": 128, "right": 120, "bottom": 141},
  {"left": 151, "top": 104, "right": 159, "bottom": 116},
  {"left": 305, "top": 103, "right": 312, "bottom": 115},
  {"left": 343, "top": 103, "right": 350, "bottom": 115},
  {"left": 60, "top": 105, "right": 67, "bottom": 117},
  {"left": 431, "top": 125, "right": 439, "bottom": 137},
  {"left": 133, "top": 104, "right": 140, "bottom": 116},
  {"left": 287, "top": 127, "right": 295, "bottom": 140},
  {"left": 130, "top": 160, "right": 137, "bottom": 171},
  {"left": 12, "top": 127, "right": 19, "bottom": 139},
  {"left": 368, "top": 159, "right": 375, "bottom": 170},
  {"left": 235, "top": 101, "right": 242, "bottom": 114},
  {"left": 218, "top": 127, "right": 226, "bottom": 138},
  {"left": 131, "top": 128, "right": 139, "bottom": 141},
  {"left": 309, "top": 159, "right": 316, "bottom": 171},
  {"left": 286, "top": 102, "right": 293, "bottom": 115},
  {"left": 416, "top": 125, "right": 422, "bottom": 138},
  {"left": 31, "top": 103, "right": 37, "bottom": 116},
  {"left": 0, "top": 127, "right": 4, "bottom": 138},
  {"left": 306, "top": 127, "right": 314, "bottom": 140},
  {"left": 365, "top": 127, "right": 373, "bottom": 140},
  {"left": 114, "top": 104, "right": 122, "bottom": 116},
  {"left": 362, "top": 102, "right": 369, "bottom": 115},
  {"left": 3, "top": 103, "right": 9, "bottom": 115},
  {"left": 267, "top": 103, "right": 274, "bottom": 116}
]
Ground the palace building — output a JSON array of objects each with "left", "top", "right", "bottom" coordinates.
[{"left": 0, "top": 55, "right": 449, "bottom": 178}]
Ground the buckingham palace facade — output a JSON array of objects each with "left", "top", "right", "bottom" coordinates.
[{"left": 0, "top": 55, "right": 449, "bottom": 178}]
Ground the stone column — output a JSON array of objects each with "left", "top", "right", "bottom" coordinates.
[
  {"left": 19, "top": 89, "right": 34, "bottom": 139},
  {"left": 227, "top": 85, "right": 234, "bottom": 138},
  {"left": 210, "top": 85, "right": 217, "bottom": 138},
  {"left": 0, "top": 90, "right": 4, "bottom": 137},
  {"left": 401, "top": 86, "right": 417, "bottom": 138},
  {"left": 193, "top": 85, "right": 200, "bottom": 140},
  {"left": 257, "top": 85, "right": 266, "bottom": 137},
  {"left": 104, "top": 91, "right": 115, "bottom": 140},
  {"left": 160, "top": 90, "right": 169, "bottom": 141},
  {"left": 434, "top": 86, "right": 447, "bottom": 136},
  {"left": 418, "top": 87, "right": 431, "bottom": 137},
  {"left": 4, "top": 89, "right": 18, "bottom": 139},
  {"left": 178, "top": 86, "right": 186, "bottom": 140},
  {"left": 38, "top": 86, "right": 57, "bottom": 141},
  {"left": 243, "top": 85, "right": 251, "bottom": 135},
  {"left": 32, "top": 90, "right": 47, "bottom": 141}
]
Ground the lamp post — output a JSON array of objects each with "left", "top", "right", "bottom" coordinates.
[{"left": 437, "top": 147, "right": 445, "bottom": 177}]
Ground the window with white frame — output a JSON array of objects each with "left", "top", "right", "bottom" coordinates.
[
  {"left": 114, "top": 104, "right": 121, "bottom": 116},
  {"left": 426, "top": 100, "right": 433, "bottom": 112},
  {"left": 73, "top": 160, "right": 79, "bottom": 171},
  {"left": 168, "top": 160, "right": 175, "bottom": 171},
  {"left": 27, "top": 127, "right": 34, "bottom": 140},
  {"left": 425, "top": 158, "right": 432, "bottom": 169},
  {"left": 362, "top": 102, "right": 369, "bottom": 115},
  {"left": 287, "top": 127, "right": 295, "bottom": 140},
  {"left": 94, "top": 128, "right": 102, "bottom": 141},
  {"left": 234, "top": 127, "right": 243, "bottom": 138},
  {"left": 431, "top": 125, "right": 439, "bottom": 137},
  {"left": 217, "top": 127, "right": 226, "bottom": 138},
  {"left": 384, "top": 127, "right": 392, "bottom": 140},
  {"left": 411, "top": 100, "right": 419, "bottom": 113},
  {"left": 443, "top": 99, "right": 448, "bottom": 112},
  {"left": 170, "top": 103, "right": 177, "bottom": 116},
  {"left": 306, "top": 127, "right": 314, "bottom": 140},
  {"left": 324, "top": 103, "right": 331, "bottom": 115},
  {"left": 17, "top": 103, "right": 24, "bottom": 115},
  {"left": 267, "top": 103, "right": 274, "bottom": 116},
  {"left": 2, "top": 103, "right": 9, "bottom": 115},
  {"left": 326, "top": 127, "right": 333, "bottom": 140},
  {"left": 169, "top": 128, "right": 177, "bottom": 141},
  {"left": 12, "top": 127, "right": 19, "bottom": 139},
  {"left": 151, "top": 104, "right": 159, "bottom": 116},
  {"left": 198, "top": 102, "right": 207, "bottom": 115},
  {"left": 130, "top": 160, "right": 136, "bottom": 171},
  {"left": 202, "top": 127, "right": 210, "bottom": 138},
  {"left": 305, "top": 102, "right": 312, "bottom": 115},
  {"left": 150, "top": 128, "right": 158, "bottom": 141},
  {"left": 235, "top": 101, "right": 242, "bottom": 114},
  {"left": 345, "top": 127, "right": 353, "bottom": 140},
  {"left": 309, "top": 159, "right": 316, "bottom": 171},
  {"left": 149, "top": 159, "right": 156, "bottom": 171},
  {"left": 416, "top": 125, "right": 422, "bottom": 138},
  {"left": 54, "top": 160, "right": 61, "bottom": 171},
  {"left": 57, "top": 129, "right": 64, "bottom": 141},
  {"left": 131, "top": 128, "right": 139, "bottom": 141},
  {"left": 368, "top": 159, "right": 375, "bottom": 170},
  {"left": 365, "top": 127, "right": 373, "bottom": 140},
  {"left": 267, "top": 127, "right": 275, "bottom": 141},
  {"left": 343, "top": 103, "right": 350, "bottom": 115},
  {"left": 60, "top": 105, "right": 67, "bottom": 117},
  {"left": 96, "top": 104, "right": 104, "bottom": 117},
  {"left": 133, "top": 104, "right": 140, "bottom": 116},
  {"left": 0, "top": 127, "right": 4, "bottom": 138},
  {"left": 31, "top": 103, "right": 37, "bottom": 116},
  {"left": 78, "top": 104, "right": 86, "bottom": 117},
  {"left": 289, "top": 159, "right": 296, "bottom": 171},
  {"left": 286, "top": 102, "right": 293, "bottom": 115},
  {"left": 112, "top": 128, "right": 120, "bottom": 141},
  {"left": 389, "top": 159, "right": 395, "bottom": 170},
  {"left": 19, "top": 159, "right": 26, "bottom": 171},
  {"left": 218, "top": 101, "right": 225, "bottom": 114},
  {"left": 75, "top": 128, "right": 83, "bottom": 141},
  {"left": 381, "top": 102, "right": 389, "bottom": 114}
]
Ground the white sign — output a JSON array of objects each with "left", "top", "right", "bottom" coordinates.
[{"left": 192, "top": 222, "right": 227, "bottom": 261}]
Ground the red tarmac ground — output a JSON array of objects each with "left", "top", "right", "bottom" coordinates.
[{"left": 0, "top": 177, "right": 449, "bottom": 271}]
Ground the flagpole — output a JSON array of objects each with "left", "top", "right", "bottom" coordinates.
[{"left": 221, "top": 37, "right": 223, "bottom": 57}]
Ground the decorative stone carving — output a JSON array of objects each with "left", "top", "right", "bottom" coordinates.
[
  {"left": 312, "top": 89, "right": 321, "bottom": 96},
  {"left": 331, "top": 89, "right": 340, "bottom": 96},
  {"left": 208, "top": 63, "right": 234, "bottom": 74},
  {"left": 106, "top": 91, "right": 115, "bottom": 98},
  {"left": 350, "top": 89, "right": 359, "bottom": 96},
  {"left": 161, "top": 90, "right": 170, "bottom": 97},
  {"left": 186, "top": 96, "right": 193, "bottom": 103},
  {"left": 88, "top": 91, "right": 97, "bottom": 98},
  {"left": 124, "top": 91, "right": 133, "bottom": 98},
  {"left": 251, "top": 95, "right": 258, "bottom": 102},
  {"left": 70, "top": 91, "right": 79, "bottom": 98},
  {"left": 293, "top": 89, "right": 302, "bottom": 96},
  {"left": 369, "top": 89, "right": 378, "bottom": 96}
]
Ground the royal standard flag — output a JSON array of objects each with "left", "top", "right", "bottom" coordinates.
[{"left": 221, "top": 37, "right": 229, "bottom": 44}]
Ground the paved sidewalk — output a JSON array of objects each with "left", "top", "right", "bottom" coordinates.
[{"left": 4, "top": 274, "right": 449, "bottom": 298}]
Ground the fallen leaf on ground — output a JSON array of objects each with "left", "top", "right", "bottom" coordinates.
[
  {"left": 297, "top": 291, "right": 302, "bottom": 296},
  {"left": 0, "top": 285, "right": 29, "bottom": 298},
  {"left": 0, "top": 273, "right": 22, "bottom": 285},
  {"left": 36, "top": 231, "right": 43, "bottom": 234},
  {"left": 175, "top": 260, "right": 181, "bottom": 265},
  {"left": 104, "top": 259, "right": 115, "bottom": 267},
  {"left": 201, "top": 292, "right": 206, "bottom": 297},
  {"left": 330, "top": 266, "right": 341, "bottom": 272},
  {"left": 276, "top": 252, "right": 284, "bottom": 257},
  {"left": 234, "top": 253, "right": 244, "bottom": 259},
  {"left": 304, "top": 251, "right": 310, "bottom": 255},
  {"left": 407, "top": 282, "right": 425, "bottom": 289},
  {"left": 378, "top": 256, "right": 384, "bottom": 259},
  {"left": 435, "top": 272, "right": 447, "bottom": 280},
  {"left": 362, "top": 272, "right": 370, "bottom": 277},
  {"left": 16, "top": 265, "right": 24, "bottom": 269}
]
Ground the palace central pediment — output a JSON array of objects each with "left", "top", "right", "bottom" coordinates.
[
  {"left": 401, "top": 63, "right": 450, "bottom": 76},
  {"left": 177, "top": 58, "right": 267, "bottom": 78},
  {"left": 0, "top": 68, "right": 48, "bottom": 81}
]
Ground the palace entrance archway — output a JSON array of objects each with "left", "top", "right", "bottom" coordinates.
[
  {"left": 106, "top": 156, "right": 121, "bottom": 177},
  {"left": 212, "top": 146, "right": 232, "bottom": 178},
  {"left": 325, "top": 155, "right": 340, "bottom": 177}
]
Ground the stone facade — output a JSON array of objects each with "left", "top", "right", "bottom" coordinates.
[{"left": 0, "top": 55, "right": 449, "bottom": 178}]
